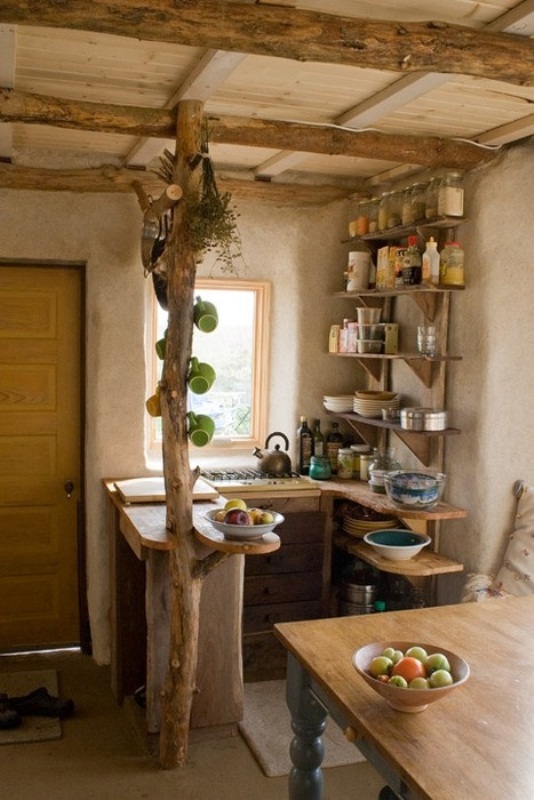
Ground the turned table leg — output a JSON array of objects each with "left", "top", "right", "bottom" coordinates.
[{"left": 286, "top": 653, "right": 328, "bottom": 800}]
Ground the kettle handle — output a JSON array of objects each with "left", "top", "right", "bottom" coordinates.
[{"left": 265, "top": 432, "right": 290, "bottom": 452}]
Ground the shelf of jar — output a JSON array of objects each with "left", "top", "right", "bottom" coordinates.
[
  {"left": 333, "top": 532, "right": 464, "bottom": 577},
  {"left": 342, "top": 216, "right": 467, "bottom": 245},
  {"left": 324, "top": 410, "right": 460, "bottom": 437},
  {"left": 330, "top": 351, "right": 461, "bottom": 388},
  {"left": 333, "top": 286, "right": 465, "bottom": 299},
  {"left": 331, "top": 351, "right": 462, "bottom": 362}
]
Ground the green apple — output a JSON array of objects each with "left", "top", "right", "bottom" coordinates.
[
  {"left": 369, "top": 656, "right": 393, "bottom": 678},
  {"left": 425, "top": 653, "right": 451, "bottom": 675},
  {"left": 409, "top": 677, "right": 430, "bottom": 689},
  {"left": 388, "top": 675, "right": 408, "bottom": 688},
  {"left": 429, "top": 669, "right": 454, "bottom": 688},
  {"left": 382, "top": 647, "right": 397, "bottom": 660},
  {"left": 405, "top": 646, "right": 428, "bottom": 663},
  {"left": 391, "top": 649, "right": 404, "bottom": 664},
  {"left": 259, "top": 510, "right": 274, "bottom": 524}
]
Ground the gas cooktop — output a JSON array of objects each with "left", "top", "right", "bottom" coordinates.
[{"left": 200, "top": 468, "right": 321, "bottom": 494}]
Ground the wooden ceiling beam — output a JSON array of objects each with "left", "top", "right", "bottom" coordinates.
[
  {"left": 0, "top": 89, "right": 496, "bottom": 170},
  {"left": 1, "top": 0, "right": 534, "bottom": 86},
  {"left": 0, "top": 161, "right": 357, "bottom": 205}
]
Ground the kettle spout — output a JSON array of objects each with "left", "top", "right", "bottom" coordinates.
[{"left": 252, "top": 447, "right": 264, "bottom": 460}]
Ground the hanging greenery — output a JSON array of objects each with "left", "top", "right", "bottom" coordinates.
[{"left": 157, "top": 144, "right": 243, "bottom": 274}]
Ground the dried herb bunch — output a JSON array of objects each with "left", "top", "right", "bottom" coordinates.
[{"left": 157, "top": 147, "right": 243, "bottom": 274}]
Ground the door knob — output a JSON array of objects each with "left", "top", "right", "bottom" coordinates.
[{"left": 64, "top": 480, "right": 74, "bottom": 499}]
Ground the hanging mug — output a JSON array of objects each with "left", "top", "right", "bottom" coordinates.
[
  {"left": 187, "top": 412, "right": 215, "bottom": 447},
  {"left": 188, "top": 357, "right": 216, "bottom": 395},
  {"left": 193, "top": 296, "right": 218, "bottom": 333}
]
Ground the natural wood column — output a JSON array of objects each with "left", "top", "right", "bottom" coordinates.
[{"left": 157, "top": 100, "right": 228, "bottom": 769}]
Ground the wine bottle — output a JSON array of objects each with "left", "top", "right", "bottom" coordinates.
[
  {"left": 296, "top": 416, "right": 313, "bottom": 475},
  {"left": 326, "top": 422, "right": 344, "bottom": 474},
  {"left": 312, "top": 418, "right": 324, "bottom": 457}
]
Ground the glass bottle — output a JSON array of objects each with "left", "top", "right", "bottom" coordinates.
[
  {"left": 437, "top": 171, "right": 464, "bottom": 217},
  {"left": 402, "top": 235, "right": 422, "bottom": 285},
  {"left": 312, "top": 418, "right": 324, "bottom": 456},
  {"left": 326, "top": 422, "right": 344, "bottom": 474},
  {"left": 296, "top": 416, "right": 313, "bottom": 475}
]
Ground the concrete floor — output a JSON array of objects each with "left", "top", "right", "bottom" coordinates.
[{"left": 0, "top": 649, "right": 386, "bottom": 800}]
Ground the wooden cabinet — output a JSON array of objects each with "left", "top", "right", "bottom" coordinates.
[{"left": 240, "top": 495, "right": 327, "bottom": 680}]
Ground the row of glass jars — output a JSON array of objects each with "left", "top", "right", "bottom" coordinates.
[{"left": 349, "top": 171, "right": 464, "bottom": 237}]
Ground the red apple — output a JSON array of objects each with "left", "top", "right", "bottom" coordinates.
[{"left": 224, "top": 509, "right": 252, "bottom": 526}]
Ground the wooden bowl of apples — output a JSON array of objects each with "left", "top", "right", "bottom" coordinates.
[{"left": 204, "top": 500, "right": 284, "bottom": 540}]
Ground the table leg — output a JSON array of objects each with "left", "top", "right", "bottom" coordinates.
[{"left": 286, "top": 653, "right": 328, "bottom": 800}]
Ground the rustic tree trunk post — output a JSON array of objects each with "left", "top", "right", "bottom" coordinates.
[{"left": 157, "top": 99, "right": 204, "bottom": 769}]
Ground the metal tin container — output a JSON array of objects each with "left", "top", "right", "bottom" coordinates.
[
  {"left": 400, "top": 408, "right": 448, "bottom": 431},
  {"left": 400, "top": 407, "right": 425, "bottom": 431},
  {"left": 340, "top": 579, "right": 377, "bottom": 606}
]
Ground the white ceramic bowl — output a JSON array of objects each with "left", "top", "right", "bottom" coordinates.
[
  {"left": 204, "top": 509, "right": 284, "bottom": 540},
  {"left": 352, "top": 641, "right": 470, "bottom": 713},
  {"left": 363, "top": 529, "right": 431, "bottom": 560}
]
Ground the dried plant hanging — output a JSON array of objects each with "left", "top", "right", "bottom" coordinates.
[{"left": 156, "top": 142, "right": 244, "bottom": 274}]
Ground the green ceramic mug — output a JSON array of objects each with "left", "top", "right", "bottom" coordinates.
[
  {"left": 193, "top": 296, "right": 218, "bottom": 333},
  {"left": 187, "top": 411, "right": 215, "bottom": 447},
  {"left": 188, "top": 357, "right": 216, "bottom": 395}
]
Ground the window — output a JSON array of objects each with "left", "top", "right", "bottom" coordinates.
[{"left": 147, "top": 278, "right": 270, "bottom": 460}]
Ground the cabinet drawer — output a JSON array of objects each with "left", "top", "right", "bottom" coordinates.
[
  {"left": 245, "top": 542, "right": 324, "bottom": 576},
  {"left": 243, "top": 571, "right": 323, "bottom": 606},
  {"left": 271, "top": 511, "right": 326, "bottom": 544},
  {"left": 243, "top": 599, "right": 323, "bottom": 633}
]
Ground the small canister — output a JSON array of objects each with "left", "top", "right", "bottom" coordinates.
[
  {"left": 350, "top": 444, "right": 371, "bottom": 478},
  {"left": 337, "top": 448, "right": 354, "bottom": 480},
  {"left": 359, "top": 452, "right": 374, "bottom": 481},
  {"left": 400, "top": 408, "right": 425, "bottom": 431}
]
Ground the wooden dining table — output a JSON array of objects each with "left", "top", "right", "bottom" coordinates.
[{"left": 274, "top": 595, "right": 534, "bottom": 800}]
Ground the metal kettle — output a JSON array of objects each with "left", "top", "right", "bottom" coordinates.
[{"left": 253, "top": 432, "right": 292, "bottom": 476}]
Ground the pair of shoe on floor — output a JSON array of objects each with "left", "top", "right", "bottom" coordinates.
[{"left": 0, "top": 687, "right": 75, "bottom": 730}]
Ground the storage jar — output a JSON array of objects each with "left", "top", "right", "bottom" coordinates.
[
  {"left": 440, "top": 242, "right": 465, "bottom": 287},
  {"left": 337, "top": 448, "right": 354, "bottom": 480}
]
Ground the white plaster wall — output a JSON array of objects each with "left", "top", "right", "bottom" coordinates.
[{"left": 1, "top": 141, "right": 532, "bottom": 659}]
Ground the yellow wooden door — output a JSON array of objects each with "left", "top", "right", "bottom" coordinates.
[{"left": 0, "top": 265, "right": 82, "bottom": 649}]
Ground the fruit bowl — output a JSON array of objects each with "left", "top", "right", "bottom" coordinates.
[
  {"left": 383, "top": 471, "right": 447, "bottom": 510},
  {"left": 363, "top": 529, "right": 431, "bottom": 561},
  {"left": 204, "top": 508, "right": 284, "bottom": 540},
  {"left": 352, "top": 641, "right": 470, "bottom": 713}
]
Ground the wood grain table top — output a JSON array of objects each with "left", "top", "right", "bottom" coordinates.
[{"left": 275, "top": 596, "right": 534, "bottom": 800}]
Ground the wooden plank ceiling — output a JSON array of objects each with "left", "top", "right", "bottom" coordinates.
[{"left": 1, "top": 0, "right": 534, "bottom": 204}]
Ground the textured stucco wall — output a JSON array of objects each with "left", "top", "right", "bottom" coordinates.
[{"left": 1, "top": 141, "right": 533, "bottom": 659}]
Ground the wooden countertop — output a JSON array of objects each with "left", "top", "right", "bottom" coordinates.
[{"left": 320, "top": 478, "right": 466, "bottom": 520}]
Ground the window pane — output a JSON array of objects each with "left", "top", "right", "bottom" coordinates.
[{"left": 150, "top": 280, "right": 269, "bottom": 454}]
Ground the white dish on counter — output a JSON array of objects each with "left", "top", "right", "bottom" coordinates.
[{"left": 204, "top": 509, "right": 285, "bottom": 540}]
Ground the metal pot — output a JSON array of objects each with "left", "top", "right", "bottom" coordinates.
[{"left": 252, "top": 432, "right": 292, "bottom": 476}]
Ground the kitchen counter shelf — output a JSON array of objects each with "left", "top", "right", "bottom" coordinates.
[
  {"left": 321, "top": 479, "right": 466, "bottom": 521},
  {"left": 334, "top": 532, "right": 464, "bottom": 577}
]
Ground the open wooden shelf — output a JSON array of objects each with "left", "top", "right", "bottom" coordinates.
[{"left": 334, "top": 532, "right": 464, "bottom": 577}]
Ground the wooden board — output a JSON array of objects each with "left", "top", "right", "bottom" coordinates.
[{"left": 113, "top": 476, "right": 218, "bottom": 503}]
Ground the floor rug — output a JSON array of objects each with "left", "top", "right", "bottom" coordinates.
[
  {"left": 0, "top": 669, "right": 61, "bottom": 745},
  {"left": 239, "top": 680, "right": 365, "bottom": 778}
]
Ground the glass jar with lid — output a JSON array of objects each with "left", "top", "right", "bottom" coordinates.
[
  {"left": 401, "top": 186, "right": 415, "bottom": 226},
  {"left": 377, "top": 192, "right": 390, "bottom": 232},
  {"left": 337, "top": 448, "right": 355, "bottom": 480},
  {"left": 309, "top": 455, "right": 332, "bottom": 481},
  {"left": 356, "top": 199, "right": 371, "bottom": 236},
  {"left": 437, "top": 171, "right": 464, "bottom": 217},
  {"left": 411, "top": 182, "right": 427, "bottom": 222},
  {"left": 368, "top": 447, "right": 402, "bottom": 493},
  {"left": 368, "top": 198, "right": 380, "bottom": 233},
  {"left": 439, "top": 241, "right": 465, "bottom": 286},
  {"left": 425, "top": 177, "right": 439, "bottom": 220},
  {"left": 386, "top": 191, "right": 402, "bottom": 229}
]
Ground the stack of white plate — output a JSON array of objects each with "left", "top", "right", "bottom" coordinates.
[
  {"left": 324, "top": 394, "right": 354, "bottom": 413},
  {"left": 353, "top": 393, "right": 400, "bottom": 418},
  {"left": 342, "top": 516, "right": 398, "bottom": 539}
]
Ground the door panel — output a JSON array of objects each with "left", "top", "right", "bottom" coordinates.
[{"left": 0, "top": 265, "right": 82, "bottom": 649}]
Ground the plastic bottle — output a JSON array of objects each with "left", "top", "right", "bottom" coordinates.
[
  {"left": 326, "top": 422, "right": 344, "bottom": 474},
  {"left": 422, "top": 237, "right": 440, "bottom": 285},
  {"left": 296, "top": 416, "right": 313, "bottom": 475}
]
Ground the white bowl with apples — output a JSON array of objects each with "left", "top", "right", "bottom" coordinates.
[
  {"left": 353, "top": 641, "right": 470, "bottom": 713},
  {"left": 205, "top": 499, "right": 284, "bottom": 540}
]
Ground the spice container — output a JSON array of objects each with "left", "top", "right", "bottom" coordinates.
[
  {"left": 337, "top": 448, "right": 355, "bottom": 479},
  {"left": 350, "top": 444, "right": 371, "bottom": 479},
  {"left": 359, "top": 453, "right": 373, "bottom": 481},
  {"left": 440, "top": 242, "right": 465, "bottom": 287},
  {"left": 437, "top": 171, "right": 464, "bottom": 217}
]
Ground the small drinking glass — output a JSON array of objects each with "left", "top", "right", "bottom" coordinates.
[{"left": 417, "top": 325, "right": 437, "bottom": 356}]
